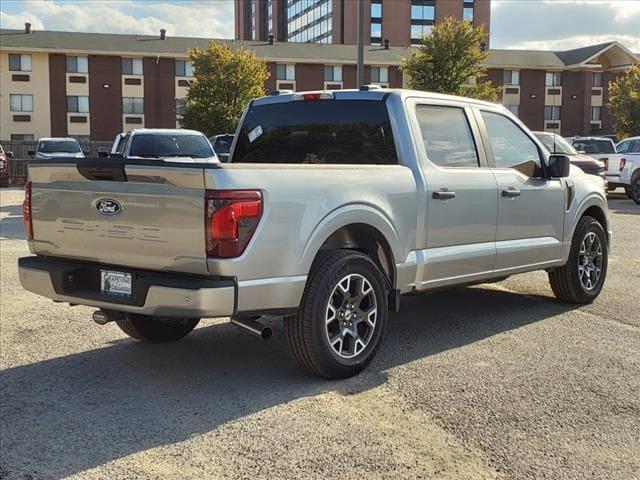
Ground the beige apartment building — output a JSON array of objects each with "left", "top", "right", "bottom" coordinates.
[{"left": 1, "top": 26, "right": 637, "bottom": 142}]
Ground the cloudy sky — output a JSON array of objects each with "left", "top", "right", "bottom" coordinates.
[{"left": 1, "top": 0, "right": 639, "bottom": 51}]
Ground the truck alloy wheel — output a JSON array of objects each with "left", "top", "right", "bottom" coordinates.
[
  {"left": 578, "top": 232, "right": 603, "bottom": 291},
  {"left": 325, "top": 273, "right": 378, "bottom": 359},
  {"left": 284, "top": 249, "right": 388, "bottom": 379}
]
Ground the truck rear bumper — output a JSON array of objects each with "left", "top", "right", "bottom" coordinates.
[{"left": 18, "top": 256, "right": 235, "bottom": 318}]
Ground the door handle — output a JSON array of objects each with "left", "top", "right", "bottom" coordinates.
[
  {"left": 501, "top": 188, "right": 521, "bottom": 198},
  {"left": 433, "top": 189, "right": 456, "bottom": 200}
]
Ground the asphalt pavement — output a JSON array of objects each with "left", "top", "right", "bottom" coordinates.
[{"left": 1, "top": 187, "right": 638, "bottom": 479}]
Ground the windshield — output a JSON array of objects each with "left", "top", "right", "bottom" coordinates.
[
  {"left": 535, "top": 133, "right": 577, "bottom": 155},
  {"left": 37, "top": 140, "right": 81, "bottom": 153},
  {"left": 571, "top": 138, "right": 615, "bottom": 154},
  {"left": 213, "top": 135, "right": 234, "bottom": 154},
  {"left": 232, "top": 99, "right": 397, "bottom": 164},
  {"left": 129, "top": 134, "right": 214, "bottom": 158}
]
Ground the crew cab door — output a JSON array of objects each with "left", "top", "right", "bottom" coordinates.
[
  {"left": 412, "top": 102, "right": 498, "bottom": 286},
  {"left": 476, "top": 109, "right": 565, "bottom": 270}
]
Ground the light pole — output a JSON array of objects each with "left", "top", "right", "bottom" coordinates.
[{"left": 356, "top": 0, "right": 364, "bottom": 88}]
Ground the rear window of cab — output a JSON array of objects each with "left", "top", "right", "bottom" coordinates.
[{"left": 232, "top": 99, "right": 398, "bottom": 165}]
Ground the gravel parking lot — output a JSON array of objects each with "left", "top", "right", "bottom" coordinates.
[{"left": 1, "top": 187, "right": 638, "bottom": 480}]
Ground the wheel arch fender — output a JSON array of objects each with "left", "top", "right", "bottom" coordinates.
[
  {"left": 300, "top": 204, "right": 404, "bottom": 285},
  {"left": 568, "top": 194, "right": 610, "bottom": 247}
]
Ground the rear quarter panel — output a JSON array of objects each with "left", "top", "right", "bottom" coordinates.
[{"left": 204, "top": 164, "right": 419, "bottom": 282}]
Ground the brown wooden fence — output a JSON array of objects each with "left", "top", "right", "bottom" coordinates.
[{"left": 1, "top": 140, "right": 113, "bottom": 186}]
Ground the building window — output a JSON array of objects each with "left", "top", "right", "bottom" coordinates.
[
  {"left": 411, "top": 25, "right": 432, "bottom": 45},
  {"left": 545, "top": 72, "right": 562, "bottom": 86},
  {"left": 324, "top": 65, "right": 342, "bottom": 82},
  {"left": 11, "top": 133, "right": 35, "bottom": 141},
  {"left": 544, "top": 106, "right": 561, "bottom": 121},
  {"left": 122, "top": 97, "right": 144, "bottom": 114},
  {"left": 9, "top": 94, "right": 33, "bottom": 112},
  {"left": 67, "top": 96, "right": 89, "bottom": 113},
  {"left": 592, "top": 72, "right": 602, "bottom": 87},
  {"left": 506, "top": 105, "right": 519, "bottom": 116},
  {"left": 176, "top": 98, "right": 187, "bottom": 116},
  {"left": 9, "top": 54, "right": 32, "bottom": 72},
  {"left": 250, "top": 0, "right": 256, "bottom": 40},
  {"left": 371, "top": 67, "right": 389, "bottom": 85},
  {"left": 411, "top": 0, "right": 435, "bottom": 46},
  {"left": 175, "top": 60, "right": 194, "bottom": 77},
  {"left": 463, "top": 6, "right": 474, "bottom": 22},
  {"left": 591, "top": 106, "right": 601, "bottom": 121},
  {"left": 276, "top": 64, "right": 295, "bottom": 81},
  {"left": 286, "top": 0, "right": 333, "bottom": 44},
  {"left": 66, "top": 56, "right": 88, "bottom": 74},
  {"left": 122, "top": 58, "right": 143, "bottom": 76},
  {"left": 503, "top": 70, "right": 519, "bottom": 86},
  {"left": 264, "top": 0, "right": 273, "bottom": 39},
  {"left": 370, "top": 0, "right": 382, "bottom": 45}
]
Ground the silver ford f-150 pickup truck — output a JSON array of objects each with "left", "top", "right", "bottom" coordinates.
[{"left": 19, "top": 89, "right": 611, "bottom": 379}]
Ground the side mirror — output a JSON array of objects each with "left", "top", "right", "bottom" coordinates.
[
  {"left": 97, "top": 151, "right": 109, "bottom": 158},
  {"left": 5, "top": 151, "right": 13, "bottom": 158},
  {"left": 27, "top": 150, "right": 35, "bottom": 156},
  {"left": 548, "top": 154, "right": 571, "bottom": 178}
]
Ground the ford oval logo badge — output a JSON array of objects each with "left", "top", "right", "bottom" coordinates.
[{"left": 96, "top": 198, "right": 122, "bottom": 216}]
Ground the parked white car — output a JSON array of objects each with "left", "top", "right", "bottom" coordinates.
[
  {"left": 29, "top": 138, "right": 85, "bottom": 160},
  {"left": 108, "top": 129, "right": 218, "bottom": 163},
  {"left": 615, "top": 136, "right": 640, "bottom": 204}
]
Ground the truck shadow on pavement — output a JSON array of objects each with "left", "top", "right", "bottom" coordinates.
[
  {"left": 0, "top": 204, "right": 25, "bottom": 240},
  {"left": 0, "top": 286, "right": 578, "bottom": 479}
]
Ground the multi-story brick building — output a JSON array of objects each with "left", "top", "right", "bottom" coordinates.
[
  {"left": 1, "top": 26, "right": 637, "bottom": 142},
  {"left": 235, "top": 0, "right": 490, "bottom": 47}
]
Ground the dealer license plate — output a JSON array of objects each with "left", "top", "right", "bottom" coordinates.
[{"left": 100, "top": 270, "right": 132, "bottom": 296}]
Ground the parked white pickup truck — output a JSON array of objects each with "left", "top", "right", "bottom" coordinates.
[
  {"left": 614, "top": 136, "right": 640, "bottom": 204},
  {"left": 568, "top": 135, "right": 640, "bottom": 202},
  {"left": 19, "top": 89, "right": 611, "bottom": 378}
]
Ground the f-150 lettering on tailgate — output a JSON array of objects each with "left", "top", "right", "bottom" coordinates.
[{"left": 57, "top": 218, "right": 168, "bottom": 242}]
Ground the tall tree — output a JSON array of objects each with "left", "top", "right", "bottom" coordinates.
[
  {"left": 181, "top": 41, "right": 269, "bottom": 136},
  {"left": 608, "top": 64, "right": 640, "bottom": 140},
  {"left": 400, "top": 16, "right": 499, "bottom": 102}
]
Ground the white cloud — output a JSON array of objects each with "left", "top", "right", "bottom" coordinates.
[
  {"left": 491, "top": 0, "right": 640, "bottom": 50},
  {"left": 0, "top": 10, "right": 44, "bottom": 30},
  {"left": 0, "top": 0, "right": 234, "bottom": 38}
]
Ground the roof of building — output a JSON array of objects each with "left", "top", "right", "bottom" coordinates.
[
  {"left": 0, "top": 29, "right": 411, "bottom": 64},
  {"left": 1, "top": 28, "right": 637, "bottom": 69},
  {"left": 555, "top": 42, "right": 617, "bottom": 66}
]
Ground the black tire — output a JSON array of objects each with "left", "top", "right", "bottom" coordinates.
[
  {"left": 284, "top": 249, "right": 389, "bottom": 379},
  {"left": 625, "top": 173, "right": 640, "bottom": 205},
  {"left": 548, "top": 216, "right": 608, "bottom": 304},
  {"left": 116, "top": 314, "right": 200, "bottom": 342}
]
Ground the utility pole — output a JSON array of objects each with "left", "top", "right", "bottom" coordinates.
[{"left": 356, "top": 0, "right": 364, "bottom": 88}]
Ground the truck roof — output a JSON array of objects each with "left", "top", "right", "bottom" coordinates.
[
  {"left": 128, "top": 128, "right": 206, "bottom": 136},
  {"left": 253, "top": 88, "right": 502, "bottom": 110}
]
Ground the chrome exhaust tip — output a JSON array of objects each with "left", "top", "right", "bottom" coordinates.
[
  {"left": 92, "top": 309, "right": 123, "bottom": 325},
  {"left": 231, "top": 316, "right": 272, "bottom": 340}
]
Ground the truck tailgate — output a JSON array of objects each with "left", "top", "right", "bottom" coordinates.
[{"left": 28, "top": 161, "right": 209, "bottom": 275}]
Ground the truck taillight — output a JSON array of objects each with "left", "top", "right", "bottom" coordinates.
[
  {"left": 601, "top": 158, "right": 608, "bottom": 169},
  {"left": 620, "top": 158, "right": 626, "bottom": 171},
  {"left": 23, "top": 181, "right": 33, "bottom": 240},
  {"left": 205, "top": 190, "right": 262, "bottom": 258}
]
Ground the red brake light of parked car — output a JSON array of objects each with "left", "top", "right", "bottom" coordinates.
[
  {"left": 619, "top": 158, "right": 626, "bottom": 171},
  {"left": 291, "top": 92, "right": 334, "bottom": 101},
  {"left": 205, "top": 190, "right": 262, "bottom": 258},
  {"left": 23, "top": 181, "right": 33, "bottom": 240},
  {"left": 600, "top": 158, "right": 608, "bottom": 169}
]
